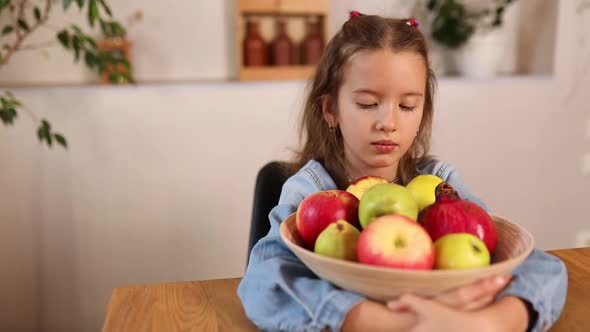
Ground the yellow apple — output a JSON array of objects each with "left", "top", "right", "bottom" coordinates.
[
  {"left": 406, "top": 174, "right": 443, "bottom": 212},
  {"left": 434, "top": 233, "right": 490, "bottom": 270}
]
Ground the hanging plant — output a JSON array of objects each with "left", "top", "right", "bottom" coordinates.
[{"left": 0, "top": 0, "right": 134, "bottom": 148}]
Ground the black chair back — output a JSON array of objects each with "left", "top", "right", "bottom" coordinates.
[{"left": 247, "top": 161, "right": 294, "bottom": 264}]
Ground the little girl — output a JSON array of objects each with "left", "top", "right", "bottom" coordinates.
[{"left": 238, "top": 13, "right": 567, "bottom": 332}]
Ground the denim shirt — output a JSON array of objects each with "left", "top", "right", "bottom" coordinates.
[{"left": 238, "top": 159, "right": 567, "bottom": 332}]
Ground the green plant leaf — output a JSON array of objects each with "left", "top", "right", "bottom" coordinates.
[
  {"left": 85, "top": 36, "right": 97, "bottom": 48},
  {"left": 99, "top": 19, "right": 107, "bottom": 35},
  {"left": 42, "top": 119, "right": 51, "bottom": 130},
  {"left": 88, "top": 0, "right": 99, "bottom": 27},
  {"left": 54, "top": 134, "right": 68, "bottom": 148},
  {"left": 99, "top": 20, "right": 127, "bottom": 38},
  {"left": 57, "top": 30, "right": 70, "bottom": 48},
  {"left": 492, "top": 6, "right": 505, "bottom": 27},
  {"left": 84, "top": 51, "right": 97, "bottom": 68},
  {"left": 430, "top": 0, "right": 474, "bottom": 49},
  {"left": 98, "top": 0, "right": 112, "bottom": 16},
  {"left": 108, "top": 72, "right": 126, "bottom": 84},
  {"left": 111, "top": 21, "right": 126, "bottom": 37},
  {"left": 76, "top": 0, "right": 85, "bottom": 9},
  {"left": 0, "top": 107, "right": 17, "bottom": 125},
  {"left": 4, "top": 92, "right": 21, "bottom": 106},
  {"left": 1, "top": 25, "right": 13, "bottom": 35},
  {"left": 17, "top": 19, "right": 30, "bottom": 32},
  {"left": 34, "top": 7, "right": 41, "bottom": 21},
  {"left": 63, "top": 0, "right": 74, "bottom": 10},
  {"left": 72, "top": 36, "right": 81, "bottom": 61},
  {"left": 37, "top": 120, "right": 52, "bottom": 146}
]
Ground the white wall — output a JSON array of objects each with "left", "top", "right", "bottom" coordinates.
[
  {"left": 1, "top": 82, "right": 304, "bottom": 331},
  {"left": 0, "top": 0, "right": 589, "bottom": 331}
]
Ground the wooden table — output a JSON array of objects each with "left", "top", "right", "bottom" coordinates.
[
  {"left": 102, "top": 248, "right": 590, "bottom": 332},
  {"left": 549, "top": 248, "right": 590, "bottom": 331}
]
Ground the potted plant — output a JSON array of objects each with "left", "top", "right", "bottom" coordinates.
[
  {"left": 96, "top": 19, "right": 133, "bottom": 84},
  {"left": 414, "top": 0, "right": 518, "bottom": 77}
]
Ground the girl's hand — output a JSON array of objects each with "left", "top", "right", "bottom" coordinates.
[
  {"left": 387, "top": 275, "right": 511, "bottom": 312},
  {"left": 433, "top": 275, "right": 512, "bottom": 311},
  {"left": 341, "top": 300, "right": 417, "bottom": 332},
  {"left": 386, "top": 294, "right": 494, "bottom": 332}
]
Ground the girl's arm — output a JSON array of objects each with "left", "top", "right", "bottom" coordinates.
[
  {"left": 495, "top": 249, "right": 567, "bottom": 331},
  {"left": 442, "top": 163, "right": 568, "bottom": 331},
  {"left": 341, "top": 280, "right": 516, "bottom": 332},
  {"left": 478, "top": 296, "right": 529, "bottom": 332},
  {"left": 238, "top": 166, "right": 370, "bottom": 331}
]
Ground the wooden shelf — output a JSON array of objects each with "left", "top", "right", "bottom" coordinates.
[
  {"left": 236, "top": 0, "right": 329, "bottom": 82},
  {"left": 239, "top": 65, "right": 316, "bottom": 81},
  {"left": 238, "top": 0, "right": 329, "bottom": 15}
]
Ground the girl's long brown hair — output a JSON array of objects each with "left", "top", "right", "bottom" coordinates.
[{"left": 291, "top": 14, "right": 437, "bottom": 189}]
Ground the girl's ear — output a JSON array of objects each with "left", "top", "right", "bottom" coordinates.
[{"left": 321, "top": 95, "right": 337, "bottom": 127}]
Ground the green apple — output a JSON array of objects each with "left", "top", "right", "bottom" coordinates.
[
  {"left": 358, "top": 183, "right": 418, "bottom": 229},
  {"left": 434, "top": 233, "right": 491, "bottom": 270},
  {"left": 406, "top": 174, "right": 443, "bottom": 212},
  {"left": 314, "top": 220, "right": 360, "bottom": 261}
]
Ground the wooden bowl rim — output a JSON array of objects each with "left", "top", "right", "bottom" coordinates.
[{"left": 279, "top": 212, "right": 534, "bottom": 277}]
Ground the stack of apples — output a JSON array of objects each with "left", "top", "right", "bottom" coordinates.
[{"left": 295, "top": 175, "right": 498, "bottom": 271}]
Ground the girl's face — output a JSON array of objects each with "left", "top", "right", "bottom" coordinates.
[{"left": 325, "top": 49, "right": 426, "bottom": 181}]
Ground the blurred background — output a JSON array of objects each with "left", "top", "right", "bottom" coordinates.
[{"left": 0, "top": 0, "right": 588, "bottom": 331}]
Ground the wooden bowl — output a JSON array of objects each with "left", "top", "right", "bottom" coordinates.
[{"left": 279, "top": 213, "right": 534, "bottom": 301}]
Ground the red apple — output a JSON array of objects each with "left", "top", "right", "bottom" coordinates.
[
  {"left": 296, "top": 190, "right": 360, "bottom": 249},
  {"left": 357, "top": 214, "right": 434, "bottom": 270},
  {"left": 346, "top": 176, "right": 389, "bottom": 200}
]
